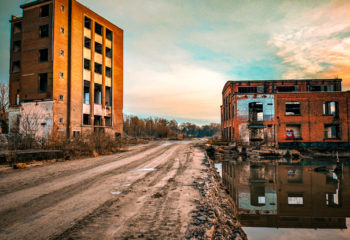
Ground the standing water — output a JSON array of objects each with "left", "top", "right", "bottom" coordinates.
[{"left": 222, "top": 159, "right": 350, "bottom": 240}]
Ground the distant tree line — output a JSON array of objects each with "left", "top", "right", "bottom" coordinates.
[{"left": 123, "top": 115, "right": 220, "bottom": 138}]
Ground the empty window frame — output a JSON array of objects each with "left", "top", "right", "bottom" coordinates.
[
  {"left": 105, "top": 66, "right": 112, "bottom": 77},
  {"left": 324, "top": 124, "right": 340, "bottom": 139},
  {"left": 39, "top": 73, "right": 48, "bottom": 92},
  {"left": 288, "top": 193, "right": 304, "bottom": 205},
  {"left": 285, "top": 102, "right": 300, "bottom": 116},
  {"left": 94, "top": 115, "right": 102, "bottom": 126},
  {"left": 94, "top": 62, "right": 102, "bottom": 74},
  {"left": 106, "top": 47, "right": 112, "bottom": 58},
  {"left": 105, "top": 116, "right": 112, "bottom": 126},
  {"left": 326, "top": 191, "right": 339, "bottom": 207},
  {"left": 95, "top": 22, "right": 103, "bottom": 35},
  {"left": 84, "top": 80, "right": 90, "bottom": 104},
  {"left": 39, "top": 49, "right": 48, "bottom": 62},
  {"left": 276, "top": 86, "right": 297, "bottom": 92},
  {"left": 323, "top": 101, "right": 338, "bottom": 116},
  {"left": 60, "top": 49, "right": 64, "bottom": 56},
  {"left": 12, "top": 61, "right": 20, "bottom": 73},
  {"left": 95, "top": 42, "right": 102, "bottom": 54},
  {"left": 40, "top": 24, "right": 49, "bottom": 38},
  {"left": 238, "top": 87, "right": 257, "bottom": 93},
  {"left": 60, "top": 27, "right": 65, "bottom": 34},
  {"left": 310, "top": 85, "right": 333, "bottom": 92},
  {"left": 105, "top": 86, "right": 112, "bottom": 106},
  {"left": 84, "top": 37, "right": 91, "bottom": 49},
  {"left": 13, "top": 40, "right": 21, "bottom": 52},
  {"left": 84, "top": 17, "right": 91, "bottom": 29},
  {"left": 40, "top": 5, "right": 49, "bottom": 17},
  {"left": 106, "top": 28, "right": 112, "bottom": 40},
  {"left": 59, "top": 72, "right": 64, "bottom": 79},
  {"left": 84, "top": 59, "right": 91, "bottom": 70},
  {"left": 59, "top": 94, "right": 64, "bottom": 101},
  {"left": 13, "top": 22, "right": 22, "bottom": 33},
  {"left": 83, "top": 114, "right": 90, "bottom": 125},
  {"left": 94, "top": 83, "right": 102, "bottom": 104},
  {"left": 286, "top": 124, "right": 301, "bottom": 139},
  {"left": 249, "top": 102, "right": 263, "bottom": 121}
]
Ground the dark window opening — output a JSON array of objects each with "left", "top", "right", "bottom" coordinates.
[
  {"left": 324, "top": 124, "right": 340, "bottom": 139},
  {"left": 94, "top": 115, "right": 102, "bottom": 126},
  {"left": 94, "top": 83, "right": 102, "bottom": 104},
  {"left": 84, "top": 37, "right": 91, "bottom": 49},
  {"left": 323, "top": 101, "right": 338, "bottom": 116},
  {"left": 83, "top": 114, "right": 90, "bottom": 125},
  {"left": 106, "top": 47, "right": 112, "bottom": 58},
  {"left": 238, "top": 87, "right": 257, "bottom": 93},
  {"left": 39, "top": 49, "right": 48, "bottom": 62},
  {"left": 13, "top": 40, "right": 21, "bottom": 52},
  {"left": 285, "top": 102, "right": 300, "bottom": 116},
  {"left": 84, "top": 80, "right": 90, "bottom": 104},
  {"left": 39, "top": 73, "right": 48, "bottom": 92},
  {"left": 59, "top": 95, "right": 64, "bottom": 101},
  {"left": 249, "top": 102, "right": 263, "bottom": 122},
  {"left": 105, "top": 117, "right": 112, "bottom": 126},
  {"left": 40, "top": 5, "right": 49, "bottom": 17},
  {"left": 95, "top": 42, "right": 102, "bottom": 54},
  {"left": 326, "top": 192, "right": 339, "bottom": 207},
  {"left": 40, "top": 24, "right": 49, "bottom": 38},
  {"left": 95, "top": 22, "right": 103, "bottom": 35},
  {"left": 106, "top": 28, "right": 112, "bottom": 40},
  {"left": 105, "top": 86, "right": 112, "bottom": 106},
  {"left": 94, "top": 62, "right": 102, "bottom": 74},
  {"left": 13, "top": 22, "right": 22, "bottom": 33},
  {"left": 12, "top": 61, "right": 20, "bottom": 73},
  {"left": 84, "top": 59, "right": 90, "bottom": 70},
  {"left": 106, "top": 67, "right": 112, "bottom": 77},
  {"left": 276, "top": 86, "right": 296, "bottom": 92},
  {"left": 310, "top": 85, "right": 329, "bottom": 92},
  {"left": 286, "top": 124, "right": 301, "bottom": 139},
  {"left": 84, "top": 17, "right": 91, "bottom": 29},
  {"left": 73, "top": 130, "right": 80, "bottom": 138}
]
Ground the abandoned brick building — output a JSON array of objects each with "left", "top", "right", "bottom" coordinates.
[
  {"left": 221, "top": 79, "right": 350, "bottom": 147},
  {"left": 8, "top": 0, "right": 123, "bottom": 138}
]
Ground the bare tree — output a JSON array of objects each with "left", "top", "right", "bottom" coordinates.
[{"left": 0, "top": 83, "right": 9, "bottom": 133}]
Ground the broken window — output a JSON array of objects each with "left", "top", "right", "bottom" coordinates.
[
  {"left": 84, "top": 17, "right": 91, "bottom": 29},
  {"left": 13, "top": 40, "right": 21, "bottom": 52},
  {"left": 39, "top": 73, "right": 48, "bottom": 92},
  {"left": 106, "top": 28, "right": 112, "bottom": 40},
  {"left": 40, "top": 24, "right": 49, "bottom": 38},
  {"left": 94, "top": 83, "right": 102, "bottom": 104},
  {"left": 94, "top": 115, "right": 102, "bottom": 126},
  {"left": 84, "top": 37, "right": 91, "bottom": 49},
  {"left": 94, "top": 62, "right": 102, "bottom": 74},
  {"left": 105, "top": 86, "right": 112, "bottom": 106},
  {"left": 95, "top": 22, "right": 103, "bottom": 35},
  {"left": 286, "top": 124, "right": 301, "bottom": 139},
  {"left": 13, "top": 22, "right": 21, "bottom": 33},
  {"left": 84, "top": 80, "right": 90, "bottom": 104},
  {"left": 106, "top": 47, "right": 112, "bottom": 58},
  {"left": 95, "top": 42, "right": 102, "bottom": 54},
  {"left": 106, "top": 66, "right": 112, "bottom": 77},
  {"left": 288, "top": 194, "right": 303, "bottom": 205},
  {"left": 12, "top": 61, "right": 20, "bottom": 73},
  {"left": 324, "top": 124, "right": 340, "bottom": 139},
  {"left": 40, "top": 5, "right": 49, "bottom": 17},
  {"left": 323, "top": 101, "right": 338, "bottom": 116},
  {"left": 84, "top": 59, "right": 90, "bottom": 70},
  {"left": 249, "top": 128, "right": 264, "bottom": 141},
  {"left": 83, "top": 114, "right": 90, "bottom": 125},
  {"left": 105, "top": 116, "right": 112, "bottom": 126},
  {"left": 276, "top": 86, "right": 297, "bottom": 92},
  {"left": 285, "top": 102, "right": 300, "bottom": 116},
  {"left": 238, "top": 87, "right": 257, "bottom": 93},
  {"left": 249, "top": 102, "right": 263, "bottom": 122},
  {"left": 326, "top": 191, "right": 339, "bottom": 207},
  {"left": 39, "top": 49, "right": 48, "bottom": 62}
]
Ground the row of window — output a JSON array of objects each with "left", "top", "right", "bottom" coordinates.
[
  {"left": 83, "top": 114, "right": 112, "bottom": 126},
  {"left": 285, "top": 101, "right": 338, "bottom": 116},
  {"left": 84, "top": 17, "right": 113, "bottom": 40},
  {"left": 84, "top": 37, "right": 112, "bottom": 57},
  {"left": 286, "top": 124, "right": 340, "bottom": 139},
  {"left": 83, "top": 80, "right": 112, "bottom": 106},
  {"left": 84, "top": 59, "right": 112, "bottom": 77},
  {"left": 237, "top": 85, "right": 336, "bottom": 93}
]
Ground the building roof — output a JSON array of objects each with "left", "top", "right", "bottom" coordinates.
[{"left": 20, "top": 0, "right": 51, "bottom": 9}]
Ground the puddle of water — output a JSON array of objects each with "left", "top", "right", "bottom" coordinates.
[
  {"left": 111, "top": 191, "right": 121, "bottom": 195},
  {"left": 136, "top": 168, "right": 156, "bottom": 172}
]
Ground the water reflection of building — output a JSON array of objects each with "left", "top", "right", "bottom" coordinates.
[{"left": 222, "top": 161, "right": 350, "bottom": 229}]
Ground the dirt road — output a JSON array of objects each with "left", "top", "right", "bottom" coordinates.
[{"left": 0, "top": 141, "right": 212, "bottom": 239}]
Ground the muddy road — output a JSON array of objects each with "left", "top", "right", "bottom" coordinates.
[{"left": 0, "top": 141, "right": 210, "bottom": 239}]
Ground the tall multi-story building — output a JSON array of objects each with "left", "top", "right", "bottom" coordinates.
[
  {"left": 8, "top": 0, "right": 123, "bottom": 138},
  {"left": 221, "top": 79, "right": 350, "bottom": 147}
]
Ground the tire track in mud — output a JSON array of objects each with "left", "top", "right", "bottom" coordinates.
[{"left": 0, "top": 143, "right": 175, "bottom": 232}]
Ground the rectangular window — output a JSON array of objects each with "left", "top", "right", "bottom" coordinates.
[
  {"left": 13, "top": 22, "right": 22, "bottom": 33},
  {"left": 95, "top": 22, "right": 103, "bottom": 35},
  {"left": 39, "top": 49, "right": 48, "bottom": 62},
  {"left": 105, "top": 116, "right": 112, "bottom": 126},
  {"left": 106, "top": 47, "right": 112, "bottom": 58},
  {"left": 105, "top": 67, "right": 112, "bottom": 77},
  {"left": 276, "top": 86, "right": 296, "bottom": 92},
  {"left": 84, "top": 17, "right": 91, "bottom": 29},
  {"left": 94, "top": 115, "right": 102, "bottom": 126},
  {"left": 323, "top": 101, "right": 338, "bottom": 116},
  {"left": 288, "top": 194, "right": 303, "bottom": 205},
  {"left": 60, "top": 49, "right": 64, "bottom": 56},
  {"left": 326, "top": 192, "right": 339, "bottom": 206},
  {"left": 40, "top": 24, "right": 49, "bottom": 38},
  {"left": 238, "top": 87, "right": 257, "bottom": 93},
  {"left": 94, "top": 83, "right": 102, "bottom": 104},
  {"left": 105, "top": 86, "right": 112, "bottom": 106},
  {"left": 60, "top": 27, "right": 65, "bottom": 34},
  {"left": 60, "top": 5, "right": 65, "bottom": 12},
  {"left": 12, "top": 61, "right": 20, "bottom": 73},
  {"left": 84, "top": 37, "right": 91, "bottom": 49},
  {"left": 84, "top": 80, "right": 90, "bottom": 104},
  {"left": 94, "top": 62, "right": 102, "bottom": 74},
  {"left": 84, "top": 59, "right": 90, "bottom": 70},
  {"left": 95, "top": 42, "right": 102, "bottom": 54},
  {"left": 324, "top": 124, "right": 340, "bottom": 139},
  {"left": 106, "top": 28, "right": 113, "bottom": 40},
  {"left": 59, "top": 72, "right": 64, "bottom": 79},
  {"left": 39, "top": 73, "right": 48, "bottom": 92},
  {"left": 286, "top": 124, "right": 301, "bottom": 139},
  {"left": 285, "top": 102, "right": 300, "bottom": 116},
  {"left": 13, "top": 40, "right": 21, "bottom": 52},
  {"left": 59, "top": 95, "right": 64, "bottom": 101},
  {"left": 40, "top": 5, "right": 49, "bottom": 17},
  {"left": 73, "top": 130, "right": 80, "bottom": 138},
  {"left": 83, "top": 114, "right": 90, "bottom": 125}
]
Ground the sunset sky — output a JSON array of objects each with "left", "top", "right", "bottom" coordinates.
[{"left": 0, "top": 0, "right": 349, "bottom": 124}]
